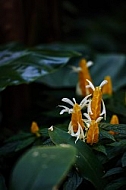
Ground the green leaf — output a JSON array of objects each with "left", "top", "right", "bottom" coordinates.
[
  {"left": 49, "top": 127, "right": 106, "bottom": 190},
  {"left": 106, "top": 140, "right": 126, "bottom": 159},
  {"left": 100, "top": 128, "right": 115, "bottom": 141},
  {"left": 15, "top": 136, "right": 36, "bottom": 151},
  {"left": 10, "top": 145, "right": 76, "bottom": 190},
  {"left": 0, "top": 42, "right": 81, "bottom": 91},
  {"left": 90, "top": 54, "right": 126, "bottom": 91},
  {"left": 100, "top": 123, "right": 126, "bottom": 137},
  {"left": 93, "top": 144, "right": 107, "bottom": 155},
  {"left": 121, "top": 152, "right": 126, "bottom": 167},
  {"left": 103, "top": 167, "right": 124, "bottom": 178},
  {"left": 104, "top": 178, "right": 126, "bottom": 190},
  {"left": 63, "top": 169, "right": 83, "bottom": 190}
]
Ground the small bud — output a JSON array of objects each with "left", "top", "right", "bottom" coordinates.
[
  {"left": 31, "top": 122, "right": 41, "bottom": 137},
  {"left": 110, "top": 115, "right": 119, "bottom": 124}
]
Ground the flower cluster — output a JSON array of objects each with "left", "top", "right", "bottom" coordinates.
[{"left": 59, "top": 79, "right": 108, "bottom": 144}]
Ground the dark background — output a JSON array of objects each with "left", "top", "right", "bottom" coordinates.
[
  {"left": 0, "top": 0, "right": 126, "bottom": 51},
  {"left": 0, "top": 0, "right": 126, "bottom": 134}
]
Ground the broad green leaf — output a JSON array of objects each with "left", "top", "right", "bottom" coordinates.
[
  {"left": 90, "top": 54, "right": 126, "bottom": 91},
  {"left": 9, "top": 145, "right": 76, "bottom": 190},
  {"left": 0, "top": 42, "right": 81, "bottom": 91},
  {"left": 49, "top": 127, "right": 106, "bottom": 190},
  {"left": 39, "top": 53, "right": 126, "bottom": 90},
  {"left": 38, "top": 56, "right": 80, "bottom": 87}
]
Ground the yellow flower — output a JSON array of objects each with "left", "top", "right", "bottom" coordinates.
[
  {"left": 102, "top": 76, "right": 113, "bottom": 95},
  {"left": 31, "top": 121, "right": 41, "bottom": 137},
  {"left": 83, "top": 79, "right": 108, "bottom": 145},
  {"left": 59, "top": 96, "right": 91, "bottom": 143},
  {"left": 72, "top": 59, "right": 93, "bottom": 96},
  {"left": 85, "top": 79, "right": 108, "bottom": 121}
]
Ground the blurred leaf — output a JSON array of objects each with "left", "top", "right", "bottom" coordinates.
[
  {"left": 90, "top": 54, "right": 126, "bottom": 91},
  {"left": 10, "top": 145, "right": 76, "bottom": 190},
  {"left": 104, "top": 177, "right": 126, "bottom": 190},
  {"left": 0, "top": 133, "right": 36, "bottom": 156},
  {"left": 103, "top": 167, "right": 124, "bottom": 178},
  {"left": 0, "top": 42, "right": 81, "bottom": 91},
  {"left": 5, "top": 132, "right": 33, "bottom": 143},
  {"left": 63, "top": 169, "right": 83, "bottom": 190},
  {"left": 100, "top": 123, "right": 126, "bottom": 137},
  {"left": 0, "top": 174, "right": 7, "bottom": 190},
  {"left": 100, "top": 129, "right": 115, "bottom": 141},
  {"left": 106, "top": 140, "right": 126, "bottom": 160},
  {"left": 121, "top": 152, "right": 126, "bottom": 167},
  {"left": 15, "top": 136, "right": 36, "bottom": 151},
  {"left": 39, "top": 53, "right": 126, "bottom": 90},
  {"left": 93, "top": 144, "right": 107, "bottom": 155},
  {"left": 49, "top": 127, "right": 106, "bottom": 190}
]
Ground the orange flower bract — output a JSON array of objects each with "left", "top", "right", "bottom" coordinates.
[{"left": 86, "top": 120, "right": 99, "bottom": 145}]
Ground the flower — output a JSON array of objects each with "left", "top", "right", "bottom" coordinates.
[
  {"left": 102, "top": 76, "right": 113, "bottom": 95},
  {"left": 31, "top": 121, "right": 41, "bottom": 137},
  {"left": 85, "top": 79, "right": 108, "bottom": 121},
  {"left": 71, "top": 59, "right": 93, "bottom": 96},
  {"left": 83, "top": 79, "right": 108, "bottom": 145},
  {"left": 59, "top": 79, "right": 108, "bottom": 145},
  {"left": 59, "top": 96, "right": 91, "bottom": 143}
]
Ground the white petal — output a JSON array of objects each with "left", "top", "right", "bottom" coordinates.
[
  {"left": 72, "top": 98, "right": 76, "bottom": 104},
  {"left": 87, "top": 61, "right": 93, "bottom": 67},
  {"left": 86, "top": 79, "right": 95, "bottom": 91},
  {"left": 84, "top": 113, "right": 91, "bottom": 121},
  {"left": 100, "top": 80, "right": 108, "bottom": 88},
  {"left": 80, "top": 94, "right": 91, "bottom": 108},
  {"left": 62, "top": 98, "right": 74, "bottom": 106},
  {"left": 87, "top": 99, "right": 93, "bottom": 114},
  {"left": 100, "top": 99, "right": 106, "bottom": 120},
  {"left": 58, "top": 105, "right": 70, "bottom": 114},
  {"left": 96, "top": 117, "right": 103, "bottom": 123},
  {"left": 70, "top": 66, "right": 81, "bottom": 72},
  {"left": 48, "top": 126, "right": 54, "bottom": 131}
]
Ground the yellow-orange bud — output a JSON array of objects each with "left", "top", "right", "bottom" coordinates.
[
  {"left": 110, "top": 115, "right": 119, "bottom": 124},
  {"left": 31, "top": 121, "right": 41, "bottom": 137}
]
